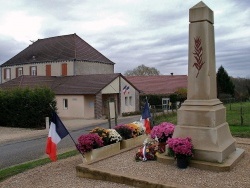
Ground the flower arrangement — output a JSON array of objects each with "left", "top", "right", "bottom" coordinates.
[
  {"left": 167, "top": 137, "right": 194, "bottom": 159},
  {"left": 135, "top": 139, "right": 158, "bottom": 161},
  {"left": 77, "top": 133, "right": 104, "bottom": 154},
  {"left": 107, "top": 129, "right": 123, "bottom": 144},
  {"left": 114, "top": 124, "right": 133, "bottom": 140},
  {"left": 150, "top": 122, "right": 175, "bottom": 143},
  {"left": 90, "top": 127, "right": 110, "bottom": 146}
]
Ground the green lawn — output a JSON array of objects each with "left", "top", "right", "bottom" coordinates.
[{"left": 154, "top": 102, "right": 250, "bottom": 138}]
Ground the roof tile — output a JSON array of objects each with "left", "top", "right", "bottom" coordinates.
[
  {"left": 0, "top": 74, "right": 121, "bottom": 95},
  {"left": 125, "top": 75, "right": 187, "bottom": 95}
]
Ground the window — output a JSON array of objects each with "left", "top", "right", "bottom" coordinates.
[
  {"left": 30, "top": 66, "right": 37, "bottom": 76},
  {"left": 129, "top": 96, "right": 132, "bottom": 106},
  {"left": 16, "top": 67, "right": 23, "bottom": 77},
  {"left": 125, "top": 97, "right": 128, "bottom": 106},
  {"left": 162, "top": 98, "right": 170, "bottom": 109},
  {"left": 4, "top": 68, "right": 11, "bottom": 80},
  {"left": 63, "top": 99, "right": 68, "bottom": 109}
]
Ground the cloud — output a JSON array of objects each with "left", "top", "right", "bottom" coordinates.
[{"left": 0, "top": 0, "right": 249, "bottom": 78}]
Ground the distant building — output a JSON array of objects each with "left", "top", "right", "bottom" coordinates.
[
  {"left": 125, "top": 75, "right": 187, "bottom": 95},
  {"left": 0, "top": 33, "right": 114, "bottom": 83},
  {"left": 0, "top": 34, "right": 139, "bottom": 119},
  {"left": 126, "top": 75, "right": 187, "bottom": 110}
]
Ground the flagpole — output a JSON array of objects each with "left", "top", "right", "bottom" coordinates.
[
  {"left": 48, "top": 106, "right": 85, "bottom": 157},
  {"left": 67, "top": 131, "right": 85, "bottom": 156}
]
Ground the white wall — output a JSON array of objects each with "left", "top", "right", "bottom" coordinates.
[
  {"left": 120, "top": 77, "right": 136, "bottom": 113},
  {"left": 56, "top": 94, "right": 95, "bottom": 119}
]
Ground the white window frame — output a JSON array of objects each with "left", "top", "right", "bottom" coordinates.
[
  {"left": 63, "top": 99, "right": 68, "bottom": 109},
  {"left": 162, "top": 98, "right": 170, "bottom": 109},
  {"left": 31, "top": 66, "right": 37, "bottom": 76},
  {"left": 17, "top": 67, "right": 23, "bottom": 77},
  {"left": 6, "top": 68, "right": 11, "bottom": 79}
]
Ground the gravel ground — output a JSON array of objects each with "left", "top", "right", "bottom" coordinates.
[{"left": 1, "top": 138, "right": 249, "bottom": 188}]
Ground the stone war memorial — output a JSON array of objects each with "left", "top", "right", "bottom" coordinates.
[{"left": 173, "top": 1, "right": 245, "bottom": 170}]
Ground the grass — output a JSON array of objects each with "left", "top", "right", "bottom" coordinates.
[
  {"left": 153, "top": 102, "right": 250, "bottom": 138},
  {"left": 0, "top": 150, "right": 79, "bottom": 182}
]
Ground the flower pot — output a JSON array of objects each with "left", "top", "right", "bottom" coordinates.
[
  {"left": 176, "top": 157, "right": 189, "bottom": 169},
  {"left": 83, "top": 142, "right": 120, "bottom": 162},
  {"left": 120, "top": 134, "right": 148, "bottom": 150}
]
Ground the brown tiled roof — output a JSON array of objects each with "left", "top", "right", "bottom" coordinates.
[
  {"left": 0, "top": 74, "right": 122, "bottom": 94},
  {"left": 1, "top": 34, "right": 114, "bottom": 67},
  {"left": 125, "top": 75, "right": 187, "bottom": 95}
]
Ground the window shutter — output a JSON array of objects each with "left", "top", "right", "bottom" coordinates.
[
  {"left": 16, "top": 68, "right": 18, "bottom": 77},
  {"left": 62, "top": 63, "right": 67, "bottom": 76},
  {"left": 4, "top": 69, "right": 6, "bottom": 79},
  {"left": 30, "top": 66, "right": 32, "bottom": 75},
  {"left": 46, "top": 65, "right": 51, "bottom": 76}
]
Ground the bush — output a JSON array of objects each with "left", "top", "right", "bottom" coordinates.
[{"left": 0, "top": 87, "right": 56, "bottom": 128}]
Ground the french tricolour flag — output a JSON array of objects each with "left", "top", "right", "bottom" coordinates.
[
  {"left": 46, "top": 111, "right": 69, "bottom": 161},
  {"left": 141, "top": 100, "right": 151, "bottom": 134},
  {"left": 123, "top": 85, "right": 130, "bottom": 94}
]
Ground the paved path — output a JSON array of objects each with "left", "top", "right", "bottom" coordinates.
[{"left": 0, "top": 116, "right": 141, "bottom": 169}]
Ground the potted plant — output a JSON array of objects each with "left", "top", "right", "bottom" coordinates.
[
  {"left": 77, "top": 133, "right": 104, "bottom": 154},
  {"left": 167, "top": 137, "right": 194, "bottom": 169},
  {"left": 107, "top": 129, "right": 123, "bottom": 144},
  {"left": 77, "top": 130, "right": 122, "bottom": 162},
  {"left": 90, "top": 127, "right": 110, "bottom": 146},
  {"left": 114, "top": 124, "right": 134, "bottom": 140},
  {"left": 150, "top": 122, "right": 175, "bottom": 153},
  {"left": 115, "top": 123, "right": 148, "bottom": 149}
]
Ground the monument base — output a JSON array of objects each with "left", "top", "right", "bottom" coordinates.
[
  {"left": 174, "top": 99, "right": 243, "bottom": 163},
  {"left": 157, "top": 148, "right": 245, "bottom": 172},
  {"left": 173, "top": 123, "right": 236, "bottom": 163}
]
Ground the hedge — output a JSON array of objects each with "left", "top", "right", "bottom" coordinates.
[{"left": 0, "top": 87, "right": 56, "bottom": 129}]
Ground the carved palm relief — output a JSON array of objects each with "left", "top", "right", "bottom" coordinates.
[{"left": 193, "top": 37, "right": 205, "bottom": 78}]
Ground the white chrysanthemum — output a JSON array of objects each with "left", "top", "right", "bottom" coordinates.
[{"left": 108, "top": 129, "right": 123, "bottom": 143}]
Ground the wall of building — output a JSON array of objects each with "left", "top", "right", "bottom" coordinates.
[
  {"left": 1, "top": 61, "right": 75, "bottom": 83},
  {"left": 101, "top": 77, "right": 119, "bottom": 94},
  {"left": 56, "top": 94, "right": 96, "bottom": 119},
  {"left": 56, "top": 95, "right": 85, "bottom": 118},
  {"left": 75, "top": 61, "right": 114, "bottom": 75},
  {"left": 83, "top": 95, "right": 95, "bottom": 119},
  {"left": 120, "top": 77, "right": 137, "bottom": 113}
]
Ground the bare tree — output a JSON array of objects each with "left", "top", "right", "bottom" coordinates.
[{"left": 124, "top": 64, "right": 160, "bottom": 76}]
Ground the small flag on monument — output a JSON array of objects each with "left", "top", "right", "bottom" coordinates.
[
  {"left": 141, "top": 99, "right": 151, "bottom": 134},
  {"left": 46, "top": 111, "right": 69, "bottom": 161}
]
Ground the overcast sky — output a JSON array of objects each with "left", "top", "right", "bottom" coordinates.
[{"left": 0, "top": 0, "right": 249, "bottom": 78}]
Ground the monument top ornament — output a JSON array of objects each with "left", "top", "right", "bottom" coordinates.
[{"left": 189, "top": 1, "right": 214, "bottom": 24}]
